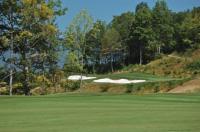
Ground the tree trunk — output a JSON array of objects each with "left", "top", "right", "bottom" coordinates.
[
  {"left": 54, "top": 75, "right": 57, "bottom": 93},
  {"left": 92, "top": 63, "right": 95, "bottom": 74},
  {"left": 22, "top": 50, "right": 30, "bottom": 96},
  {"left": 23, "top": 66, "right": 30, "bottom": 96},
  {"left": 24, "top": 66, "right": 30, "bottom": 96},
  {"left": 9, "top": 69, "right": 13, "bottom": 96},
  {"left": 157, "top": 45, "right": 161, "bottom": 54},
  {"left": 9, "top": 32, "right": 13, "bottom": 96},
  {"left": 9, "top": 7, "right": 14, "bottom": 96},
  {"left": 139, "top": 46, "right": 142, "bottom": 65},
  {"left": 42, "top": 61, "right": 46, "bottom": 95},
  {"left": 42, "top": 72, "right": 46, "bottom": 95},
  {"left": 80, "top": 44, "right": 86, "bottom": 89},
  {"left": 80, "top": 54, "right": 84, "bottom": 89},
  {"left": 110, "top": 53, "right": 114, "bottom": 72},
  {"left": 123, "top": 48, "right": 126, "bottom": 66}
]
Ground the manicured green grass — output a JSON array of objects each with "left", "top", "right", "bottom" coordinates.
[
  {"left": 0, "top": 94, "right": 200, "bottom": 132},
  {"left": 90, "top": 72, "right": 179, "bottom": 82}
]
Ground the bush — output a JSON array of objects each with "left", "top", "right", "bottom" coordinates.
[
  {"left": 126, "top": 85, "right": 133, "bottom": 93},
  {"left": 64, "top": 80, "right": 80, "bottom": 91},
  {"left": 154, "top": 53, "right": 163, "bottom": 60},
  {"left": 187, "top": 60, "right": 200, "bottom": 71},
  {"left": 13, "top": 83, "right": 24, "bottom": 95},
  {"left": 0, "top": 82, "right": 8, "bottom": 95},
  {"left": 0, "top": 87, "right": 8, "bottom": 95},
  {"left": 125, "top": 79, "right": 189, "bottom": 94},
  {"left": 100, "top": 85, "right": 109, "bottom": 92},
  {"left": 35, "top": 75, "right": 52, "bottom": 87}
]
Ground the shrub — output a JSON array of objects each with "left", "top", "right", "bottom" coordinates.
[
  {"left": 0, "top": 87, "right": 7, "bottom": 95},
  {"left": 100, "top": 85, "right": 109, "bottom": 92},
  {"left": 187, "top": 60, "right": 200, "bottom": 71},
  {"left": 0, "top": 82, "right": 8, "bottom": 95},
  {"left": 154, "top": 53, "right": 163, "bottom": 60},
  {"left": 13, "top": 83, "right": 24, "bottom": 95},
  {"left": 126, "top": 84, "right": 133, "bottom": 93},
  {"left": 35, "top": 75, "right": 52, "bottom": 87},
  {"left": 64, "top": 80, "right": 80, "bottom": 91},
  {"left": 153, "top": 85, "right": 160, "bottom": 93}
]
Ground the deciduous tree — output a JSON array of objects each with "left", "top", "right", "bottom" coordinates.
[{"left": 101, "top": 28, "right": 121, "bottom": 72}]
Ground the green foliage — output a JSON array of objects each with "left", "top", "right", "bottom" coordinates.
[
  {"left": 152, "top": 0, "right": 174, "bottom": 53},
  {"left": 112, "top": 12, "right": 134, "bottom": 41},
  {"left": 125, "top": 79, "right": 188, "bottom": 93},
  {"left": 174, "top": 7, "right": 200, "bottom": 52},
  {"left": 64, "top": 9, "right": 93, "bottom": 76},
  {"left": 0, "top": 81, "right": 8, "bottom": 95},
  {"left": 101, "top": 28, "right": 121, "bottom": 54},
  {"left": 12, "top": 83, "right": 24, "bottom": 95},
  {"left": 0, "top": 0, "right": 66, "bottom": 95},
  {"left": 129, "top": 2, "right": 154, "bottom": 64},
  {"left": 34, "top": 75, "right": 52, "bottom": 87},
  {"left": 101, "top": 28, "right": 122, "bottom": 72},
  {"left": 85, "top": 20, "right": 106, "bottom": 73},
  {"left": 187, "top": 60, "right": 200, "bottom": 72},
  {"left": 65, "top": 80, "right": 80, "bottom": 91},
  {"left": 1, "top": 0, "right": 200, "bottom": 95},
  {"left": 63, "top": 52, "right": 82, "bottom": 74},
  {"left": 0, "top": 36, "right": 9, "bottom": 49}
]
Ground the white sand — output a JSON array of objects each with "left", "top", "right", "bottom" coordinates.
[
  {"left": 93, "top": 78, "right": 146, "bottom": 84},
  {"left": 68, "top": 75, "right": 146, "bottom": 84},
  {"left": 68, "top": 75, "right": 96, "bottom": 80}
]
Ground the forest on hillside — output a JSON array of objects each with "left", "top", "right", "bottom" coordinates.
[{"left": 0, "top": 0, "right": 200, "bottom": 95}]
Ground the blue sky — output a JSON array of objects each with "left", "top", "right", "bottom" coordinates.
[{"left": 56, "top": 0, "right": 200, "bottom": 32}]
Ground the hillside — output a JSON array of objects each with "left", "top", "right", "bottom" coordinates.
[
  {"left": 121, "top": 49, "right": 200, "bottom": 93},
  {"left": 169, "top": 78, "right": 200, "bottom": 93},
  {"left": 30, "top": 50, "right": 200, "bottom": 95}
]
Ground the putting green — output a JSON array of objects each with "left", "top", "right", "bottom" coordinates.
[{"left": 0, "top": 94, "right": 200, "bottom": 132}]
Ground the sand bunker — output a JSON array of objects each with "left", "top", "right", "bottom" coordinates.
[
  {"left": 68, "top": 75, "right": 96, "bottom": 80},
  {"left": 68, "top": 75, "right": 146, "bottom": 84},
  {"left": 93, "top": 78, "right": 146, "bottom": 84}
]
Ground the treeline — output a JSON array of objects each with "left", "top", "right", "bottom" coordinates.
[
  {"left": 64, "top": 1, "right": 200, "bottom": 74},
  {"left": 0, "top": 0, "right": 200, "bottom": 95}
]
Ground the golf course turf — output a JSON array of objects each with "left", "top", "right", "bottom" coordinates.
[{"left": 0, "top": 94, "right": 200, "bottom": 132}]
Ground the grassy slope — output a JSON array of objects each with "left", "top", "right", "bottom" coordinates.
[
  {"left": 82, "top": 72, "right": 184, "bottom": 93},
  {"left": 94, "top": 72, "right": 177, "bottom": 82},
  {"left": 85, "top": 72, "right": 179, "bottom": 84},
  {"left": 169, "top": 78, "right": 200, "bottom": 93},
  {"left": 0, "top": 94, "right": 200, "bottom": 132},
  {"left": 124, "top": 49, "right": 200, "bottom": 78}
]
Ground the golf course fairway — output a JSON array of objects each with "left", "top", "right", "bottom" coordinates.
[{"left": 0, "top": 94, "right": 200, "bottom": 132}]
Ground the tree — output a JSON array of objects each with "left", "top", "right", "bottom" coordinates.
[
  {"left": 63, "top": 52, "right": 82, "bottom": 74},
  {"left": 65, "top": 9, "right": 93, "bottom": 66},
  {"left": 0, "top": 0, "right": 66, "bottom": 95},
  {"left": 111, "top": 12, "right": 135, "bottom": 65},
  {"left": 85, "top": 20, "right": 106, "bottom": 73},
  {"left": 179, "top": 7, "right": 200, "bottom": 51},
  {"left": 101, "top": 28, "right": 121, "bottom": 72},
  {"left": 129, "top": 2, "right": 154, "bottom": 65},
  {"left": 64, "top": 9, "right": 93, "bottom": 87},
  {"left": 172, "top": 11, "right": 188, "bottom": 52},
  {"left": 152, "top": 0, "right": 174, "bottom": 54},
  {"left": 0, "top": 0, "right": 21, "bottom": 96}
]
